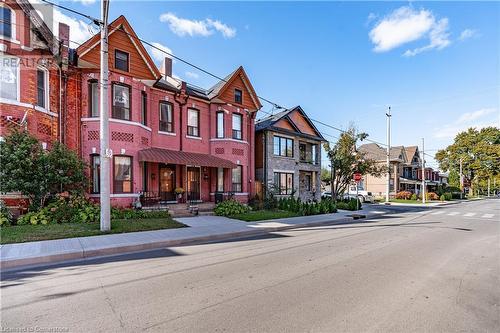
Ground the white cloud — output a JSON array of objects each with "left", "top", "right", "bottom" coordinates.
[
  {"left": 53, "top": 9, "right": 94, "bottom": 48},
  {"left": 369, "top": 7, "right": 435, "bottom": 52},
  {"left": 206, "top": 19, "right": 236, "bottom": 38},
  {"left": 369, "top": 6, "right": 451, "bottom": 56},
  {"left": 434, "top": 108, "right": 499, "bottom": 139},
  {"left": 149, "top": 42, "right": 173, "bottom": 62},
  {"left": 159, "top": 12, "right": 236, "bottom": 38},
  {"left": 457, "top": 108, "right": 496, "bottom": 124},
  {"left": 185, "top": 71, "right": 199, "bottom": 79},
  {"left": 459, "top": 28, "right": 479, "bottom": 41},
  {"left": 71, "top": 0, "right": 96, "bottom": 5},
  {"left": 403, "top": 18, "right": 450, "bottom": 57}
]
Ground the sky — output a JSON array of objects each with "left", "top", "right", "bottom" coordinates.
[{"left": 47, "top": 1, "right": 500, "bottom": 169}]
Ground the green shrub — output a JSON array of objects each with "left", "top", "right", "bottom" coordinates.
[
  {"left": 214, "top": 199, "right": 249, "bottom": 216},
  {"left": 17, "top": 210, "right": 50, "bottom": 225},
  {"left": 0, "top": 200, "right": 13, "bottom": 227},
  {"left": 444, "top": 192, "right": 452, "bottom": 201},
  {"left": 410, "top": 193, "right": 418, "bottom": 201},
  {"left": 439, "top": 194, "right": 445, "bottom": 201},
  {"left": 336, "top": 198, "right": 362, "bottom": 211}
]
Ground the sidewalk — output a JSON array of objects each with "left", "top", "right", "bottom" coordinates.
[{"left": 0, "top": 207, "right": 398, "bottom": 270}]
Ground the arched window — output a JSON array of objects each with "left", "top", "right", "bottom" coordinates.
[{"left": 0, "top": 5, "right": 15, "bottom": 40}]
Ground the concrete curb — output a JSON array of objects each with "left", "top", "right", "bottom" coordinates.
[{"left": 0, "top": 214, "right": 365, "bottom": 271}]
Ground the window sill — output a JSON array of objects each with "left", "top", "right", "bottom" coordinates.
[
  {"left": 0, "top": 98, "right": 59, "bottom": 117},
  {"left": 186, "top": 135, "right": 202, "bottom": 140},
  {"left": 210, "top": 138, "right": 249, "bottom": 144},
  {"left": 81, "top": 117, "right": 152, "bottom": 131},
  {"left": 158, "top": 131, "right": 176, "bottom": 136},
  {"left": 0, "top": 36, "right": 20, "bottom": 44}
]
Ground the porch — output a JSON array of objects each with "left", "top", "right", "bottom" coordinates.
[{"left": 138, "top": 148, "right": 237, "bottom": 205}]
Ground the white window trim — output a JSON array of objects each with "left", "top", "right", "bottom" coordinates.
[
  {"left": 210, "top": 138, "right": 249, "bottom": 145},
  {"left": 158, "top": 130, "right": 176, "bottom": 136},
  {"left": 36, "top": 66, "right": 49, "bottom": 111},
  {"left": 81, "top": 117, "right": 152, "bottom": 131},
  {"left": 0, "top": 3, "right": 17, "bottom": 42},
  {"left": 216, "top": 111, "right": 224, "bottom": 138},
  {"left": 0, "top": 55, "right": 20, "bottom": 102},
  {"left": 186, "top": 135, "right": 202, "bottom": 140}
]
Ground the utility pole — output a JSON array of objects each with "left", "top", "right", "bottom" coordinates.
[
  {"left": 488, "top": 178, "right": 491, "bottom": 197},
  {"left": 99, "top": 0, "right": 110, "bottom": 231},
  {"left": 421, "top": 138, "right": 426, "bottom": 204},
  {"left": 459, "top": 158, "right": 463, "bottom": 200},
  {"left": 385, "top": 106, "right": 391, "bottom": 203}
]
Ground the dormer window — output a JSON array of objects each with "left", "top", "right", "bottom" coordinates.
[
  {"left": 0, "top": 6, "right": 13, "bottom": 39},
  {"left": 234, "top": 89, "right": 242, "bottom": 104},
  {"left": 115, "top": 50, "right": 129, "bottom": 72}
]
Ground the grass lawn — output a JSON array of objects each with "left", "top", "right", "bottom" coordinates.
[
  {"left": 0, "top": 218, "right": 186, "bottom": 245},
  {"left": 230, "top": 210, "right": 301, "bottom": 222}
]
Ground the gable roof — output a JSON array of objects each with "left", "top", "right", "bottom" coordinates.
[
  {"left": 404, "top": 145, "right": 419, "bottom": 162},
  {"left": 15, "top": 0, "right": 58, "bottom": 55},
  {"left": 255, "top": 106, "right": 326, "bottom": 141},
  {"left": 358, "top": 143, "right": 407, "bottom": 162},
  {"left": 76, "top": 15, "right": 161, "bottom": 79},
  {"left": 207, "top": 66, "right": 262, "bottom": 110}
]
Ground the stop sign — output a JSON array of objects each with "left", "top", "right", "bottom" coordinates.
[{"left": 354, "top": 173, "right": 362, "bottom": 182}]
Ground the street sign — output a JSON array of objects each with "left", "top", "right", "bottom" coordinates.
[{"left": 354, "top": 173, "right": 362, "bottom": 182}]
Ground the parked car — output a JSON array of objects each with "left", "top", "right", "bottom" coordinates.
[{"left": 347, "top": 186, "right": 374, "bottom": 203}]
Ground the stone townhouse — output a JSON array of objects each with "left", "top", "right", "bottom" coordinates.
[{"left": 255, "top": 106, "right": 325, "bottom": 202}]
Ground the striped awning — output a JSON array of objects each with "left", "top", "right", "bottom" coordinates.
[{"left": 138, "top": 147, "right": 236, "bottom": 168}]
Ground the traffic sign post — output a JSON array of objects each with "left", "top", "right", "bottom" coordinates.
[{"left": 353, "top": 173, "right": 362, "bottom": 210}]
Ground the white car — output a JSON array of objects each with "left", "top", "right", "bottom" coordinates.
[{"left": 347, "top": 187, "right": 374, "bottom": 203}]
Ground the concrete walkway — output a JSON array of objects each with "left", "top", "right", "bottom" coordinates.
[{"left": 0, "top": 206, "right": 407, "bottom": 270}]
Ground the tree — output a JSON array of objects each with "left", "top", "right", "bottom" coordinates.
[
  {"left": 0, "top": 130, "right": 86, "bottom": 210},
  {"left": 323, "top": 126, "right": 386, "bottom": 201},
  {"left": 320, "top": 167, "right": 331, "bottom": 185},
  {"left": 435, "top": 127, "right": 500, "bottom": 194}
]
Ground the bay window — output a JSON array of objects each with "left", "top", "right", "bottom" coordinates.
[
  {"left": 216, "top": 112, "right": 224, "bottom": 138},
  {"left": 36, "top": 69, "right": 47, "bottom": 108},
  {"left": 141, "top": 92, "right": 147, "bottom": 126},
  {"left": 0, "top": 56, "right": 19, "bottom": 100},
  {"left": 232, "top": 165, "right": 242, "bottom": 192},
  {"left": 217, "top": 168, "right": 224, "bottom": 192},
  {"left": 88, "top": 80, "right": 99, "bottom": 117},
  {"left": 113, "top": 156, "right": 132, "bottom": 193},
  {"left": 0, "top": 6, "right": 13, "bottom": 39},
  {"left": 90, "top": 155, "right": 100, "bottom": 194},
  {"left": 112, "top": 83, "right": 130, "bottom": 120},
  {"left": 232, "top": 113, "right": 242, "bottom": 140}
]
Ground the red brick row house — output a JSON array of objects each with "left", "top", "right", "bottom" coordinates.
[{"left": 1, "top": 4, "right": 262, "bottom": 207}]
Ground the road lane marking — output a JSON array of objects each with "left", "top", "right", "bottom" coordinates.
[
  {"left": 464, "top": 213, "right": 476, "bottom": 217},
  {"left": 481, "top": 214, "right": 494, "bottom": 218},
  {"left": 431, "top": 211, "right": 444, "bottom": 215},
  {"left": 447, "top": 212, "right": 459, "bottom": 216}
]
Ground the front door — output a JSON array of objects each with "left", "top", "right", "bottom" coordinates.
[
  {"left": 159, "top": 164, "right": 176, "bottom": 201},
  {"left": 187, "top": 167, "right": 201, "bottom": 201}
]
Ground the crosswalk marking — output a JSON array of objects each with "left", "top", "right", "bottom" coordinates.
[
  {"left": 447, "top": 212, "right": 459, "bottom": 216},
  {"left": 431, "top": 211, "right": 444, "bottom": 215},
  {"left": 481, "top": 214, "right": 494, "bottom": 218},
  {"left": 464, "top": 213, "right": 476, "bottom": 217}
]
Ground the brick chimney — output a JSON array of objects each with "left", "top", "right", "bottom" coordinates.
[
  {"left": 58, "top": 22, "right": 70, "bottom": 71},
  {"left": 160, "top": 57, "right": 172, "bottom": 77}
]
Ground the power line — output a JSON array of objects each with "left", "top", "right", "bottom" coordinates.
[
  {"left": 32, "top": 2, "right": 399, "bottom": 149},
  {"left": 39, "top": 0, "right": 102, "bottom": 26}
]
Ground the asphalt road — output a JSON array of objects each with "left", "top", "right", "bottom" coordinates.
[{"left": 1, "top": 199, "right": 499, "bottom": 332}]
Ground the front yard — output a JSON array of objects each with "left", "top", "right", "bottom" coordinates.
[
  {"left": 0, "top": 218, "right": 185, "bottom": 244},
  {"left": 230, "top": 210, "right": 301, "bottom": 222}
]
